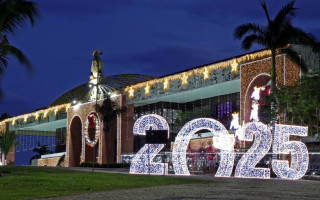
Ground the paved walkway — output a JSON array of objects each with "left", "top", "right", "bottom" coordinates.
[{"left": 37, "top": 168, "right": 320, "bottom": 200}]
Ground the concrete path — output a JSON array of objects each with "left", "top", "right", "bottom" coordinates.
[{"left": 36, "top": 169, "right": 320, "bottom": 200}]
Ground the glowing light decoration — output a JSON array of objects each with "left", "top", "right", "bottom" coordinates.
[
  {"left": 251, "top": 87, "right": 261, "bottom": 101},
  {"left": 235, "top": 121, "right": 245, "bottom": 140},
  {"left": 272, "top": 124, "right": 309, "bottom": 180},
  {"left": 230, "top": 112, "right": 240, "bottom": 130},
  {"left": 163, "top": 78, "right": 169, "bottom": 90},
  {"left": 250, "top": 103, "right": 259, "bottom": 122},
  {"left": 235, "top": 122, "right": 272, "bottom": 179},
  {"left": 181, "top": 72, "right": 188, "bottom": 85},
  {"left": 23, "top": 116, "right": 28, "bottom": 122},
  {"left": 145, "top": 83, "right": 150, "bottom": 95},
  {"left": 212, "top": 134, "right": 235, "bottom": 151},
  {"left": 35, "top": 113, "right": 39, "bottom": 120},
  {"left": 130, "top": 114, "right": 170, "bottom": 175},
  {"left": 84, "top": 113, "right": 100, "bottom": 147},
  {"left": 128, "top": 87, "right": 134, "bottom": 98},
  {"left": 43, "top": 110, "right": 48, "bottom": 118},
  {"left": 172, "top": 118, "right": 234, "bottom": 177},
  {"left": 203, "top": 67, "right": 210, "bottom": 80},
  {"left": 231, "top": 59, "right": 238, "bottom": 73}
]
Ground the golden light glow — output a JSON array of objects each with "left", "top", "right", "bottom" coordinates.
[
  {"left": 125, "top": 49, "right": 272, "bottom": 95},
  {"left": 231, "top": 59, "right": 238, "bottom": 73},
  {"left": 0, "top": 103, "right": 71, "bottom": 126},
  {"left": 145, "top": 83, "right": 150, "bottom": 95},
  {"left": 181, "top": 73, "right": 188, "bottom": 85},
  {"left": 128, "top": 87, "right": 135, "bottom": 98},
  {"left": 203, "top": 67, "right": 210, "bottom": 80},
  {"left": 54, "top": 108, "right": 59, "bottom": 115},
  {"left": 66, "top": 105, "right": 70, "bottom": 112},
  {"left": 35, "top": 113, "right": 39, "bottom": 120},
  {"left": 163, "top": 78, "right": 169, "bottom": 90}
]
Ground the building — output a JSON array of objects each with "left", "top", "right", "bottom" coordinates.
[{"left": 0, "top": 45, "right": 318, "bottom": 169}]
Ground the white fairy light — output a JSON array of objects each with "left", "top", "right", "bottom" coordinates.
[
  {"left": 234, "top": 122, "right": 272, "bottom": 179},
  {"left": 172, "top": 118, "right": 234, "bottom": 177},
  {"left": 251, "top": 86, "right": 261, "bottom": 101},
  {"left": 130, "top": 114, "right": 170, "bottom": 175},
  {"left": 272, "top": 124, "right": 309, "bottom": 180},
  {"left": 212, "top": 134, "right": 235, "bottom": 151},
  {"left": 84, "top": 113, "right": 100, "bottom": 147},
  {"left": 230, "top": 112, "right": 240, "bottom": 130},
  {"left": 250, "top": 103, "right": 259, "bottom": 122}
]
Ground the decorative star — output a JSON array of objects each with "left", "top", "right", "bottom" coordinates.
[
  {"left": 35, "top": 113, "right": 39, "bottom": 120},
  {"left": 145, "top": 83, "right": 150, "bottom": 94},
  {"left": 203, "top": 67, "right": 210, "bottom": 80},
  {"left": 231, "top": 59, "right": 238, "bottom": 73},
  {"left": 128, "top": 87, "right": 135, "bottom": 97},
  {"left": 181, "top": 73, "right": 188, "bottom": 85},
  {"left": 163, "top": 78, "right": 169, "bottom": 90}
]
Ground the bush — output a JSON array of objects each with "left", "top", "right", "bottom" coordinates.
[{"left": 80, "top": 162, "right": 130, "bottom": 168}]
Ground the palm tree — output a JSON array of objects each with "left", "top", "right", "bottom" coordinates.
[
  {"left": 234, "top": 0, "right": 319, "bottom": 96},
  {"left": 0, "top": 0, "right": 39, "bottom": 99},
  {"left": 0, "top": 129, "right": 19, "bottom": 165}
]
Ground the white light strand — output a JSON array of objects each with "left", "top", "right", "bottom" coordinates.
[
  {"left": 272, "top": 124, "right": 309, "bottom": 180},
  {"left": 235, "top": 122, "right": 272, "bottom": 179},
  {"left": 130, "top": 114, "right": 170, "bottom": 175},
  {"left": 84, "top": 113, "right": 100, "bottom": 147},
  {"left": 172, "top": 118, "right": 234, "bottom": 177}
]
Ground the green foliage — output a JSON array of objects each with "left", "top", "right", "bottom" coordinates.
[
  {"left": 0, "top": 166, "right": 206, "bottom": 200},
  {"left": 97, "top": 96, "right": 125, "bottom": 131},
  {"left": 0, "top": 129, "right": 19, "bottom": 161},
  {"left": 56, "top": 154, "right": 65, "bottom": 167},
  {"left": 174, "top": 107, "right": 211, "bottom": 129},
  {"left": 80, "top": 162, "right": 130, "bottom": 169},
  {"left": 277, "top": 70, "right": 320, "bottom": 137},
  {"left": 32, "top": 141, "right": 52, "bottom": 156}
]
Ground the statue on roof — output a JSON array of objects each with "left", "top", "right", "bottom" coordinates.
[{"left": 90, "top": 50, "right": 103, "bottom": 82}]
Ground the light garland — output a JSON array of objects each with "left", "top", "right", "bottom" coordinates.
[
  {"left": 125, "top": 49, "right": 272, "bottom": 96},
  {"left": 172, "top": 118, "right": 234, "bottom": 177},
  {"left": 181, "top": 72, "right": 189, "bottom": 85},
  {"left": 0, "top": 103, "right": 71, "bottom": 125},
  {"left": 234, "top": 122, "right": 272, "bottom": 179},
  {"left": 145, "top": 83, "right": 150, "bottom": 95},
  {"left": 130, "top": 114, "right": 170, "bottom": 175},
  {"left": 272, "top": 124, "right": 309, "bottom": 180},
  {"left": 230, "top": 112, "right": 240, "bottom": 130},
  {"left": 163, "top": 78, "right": 169, "bottom": 90},
  {"left": 203, "top": 67, "right": 210, "bottom": 80},
  {"left": 231, "top": 59, "right": 238, "bottom": 73},
  {"left": 84, "top": 113, "right": 100, "bottom": 147}
]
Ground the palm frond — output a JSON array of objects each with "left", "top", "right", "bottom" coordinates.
[
  {"left": 0, "top": 0, "right": 39, "bottom": 34},
  {"left": 242, "top": 34, "right": 266, "bottom": 50},
  {"left": 233, "top": 23, "right": 265, "bottom": 39},
  {"left": 287, "top": 26, "right": 320, "bottom": 52},
  {"left": 0, "top": 43, "right": 32, "bottom": 72},
  {"left": 260, "top": 1, "right": 271, "bottom": 23},
  {"left": 274, "top": 0, "right": 298, "bottom": 29},
  {"left": 279, "top": 47, "right": 307, "bottom": 72}
]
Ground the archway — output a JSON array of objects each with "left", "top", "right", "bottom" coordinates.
[
  {"left": 244, "top": 73, "right": 271, "bottom": 123},
  {"left": 69, "top": 116, "right": 82, "bottom": 167}
]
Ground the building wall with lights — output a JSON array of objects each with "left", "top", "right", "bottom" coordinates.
[{"left": 0, "top": 47, "right": 312, "bottom": 168}]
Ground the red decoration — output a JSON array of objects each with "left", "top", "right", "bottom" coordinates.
[{"left": 88, "top": 115, "right": 96, "bottom": 128}]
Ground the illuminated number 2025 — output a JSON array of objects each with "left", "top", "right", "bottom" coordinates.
[{"left": 129, "top": 115, "right": 309, "bottom": 180}]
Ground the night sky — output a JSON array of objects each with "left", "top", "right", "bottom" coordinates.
[{"left": 1, "top": 0, "right": 320, "bottom": 116}]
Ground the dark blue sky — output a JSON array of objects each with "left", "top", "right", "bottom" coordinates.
[{"left": 1, "top": 0, "right": 320, "bottom": 116}]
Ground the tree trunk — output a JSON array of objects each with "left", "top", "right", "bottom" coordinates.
[{"left": 270, "top": 50, "right": 278, "bottom": 160}]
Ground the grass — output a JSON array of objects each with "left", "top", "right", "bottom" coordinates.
[{"left": 0, "top": 166, "right": 206, "bottom": 200}]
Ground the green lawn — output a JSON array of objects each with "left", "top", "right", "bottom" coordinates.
[{"left": 0, "top": 166, "right": 206, "bottom": 200}]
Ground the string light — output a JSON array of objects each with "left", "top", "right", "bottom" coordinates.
[
  {"left": 130, "top": 114, "right": 170, "bottom": 175},
  {"left": 145, "top": 83, "right": 150, "bottom": 95},
  {"left": 0, "top": 103, "right": 71, "bottom": 126},
  {"left": 84, "top": 113, "right": 100, "bottom": 147},
  {"left": 181, "top": 72, "right": 188, "bottom": 85},
  {"left": 234, "top": 122, "right": 272, "bottom": 179},
  {"left": 230, "top": 112, "right": 240, "bottom": 130},
  {"left": 203, "top": 67, "right": 210, "bottom": 80},
  {"left": 125, "top": 49, "right": 272, "bottom": 97},
  {"left": 172, "top": 118, "right": 234, "bottom": 177},
  {"left": 128, "top": 87, "right": 134, "bottom": 98},
  {"left": 231, "top": 59, "right": 238, "bottom": 73},
  {"left": 272, "top": 124, "right": 309, "bottom": 180},
  {"left": 163, "top": 78, "right": 169, "bottom": 90}
]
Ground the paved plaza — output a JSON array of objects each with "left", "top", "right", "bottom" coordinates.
[{"left": 37, "top": 170, "right": 320, "bottom": 200}]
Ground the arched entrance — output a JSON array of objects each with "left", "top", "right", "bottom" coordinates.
[
  {"left": 69, "top": 116, "right": 82, "bottom": 167},
  {"left": 244, "top": 73, "right": 271, "bottom": 123}
]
